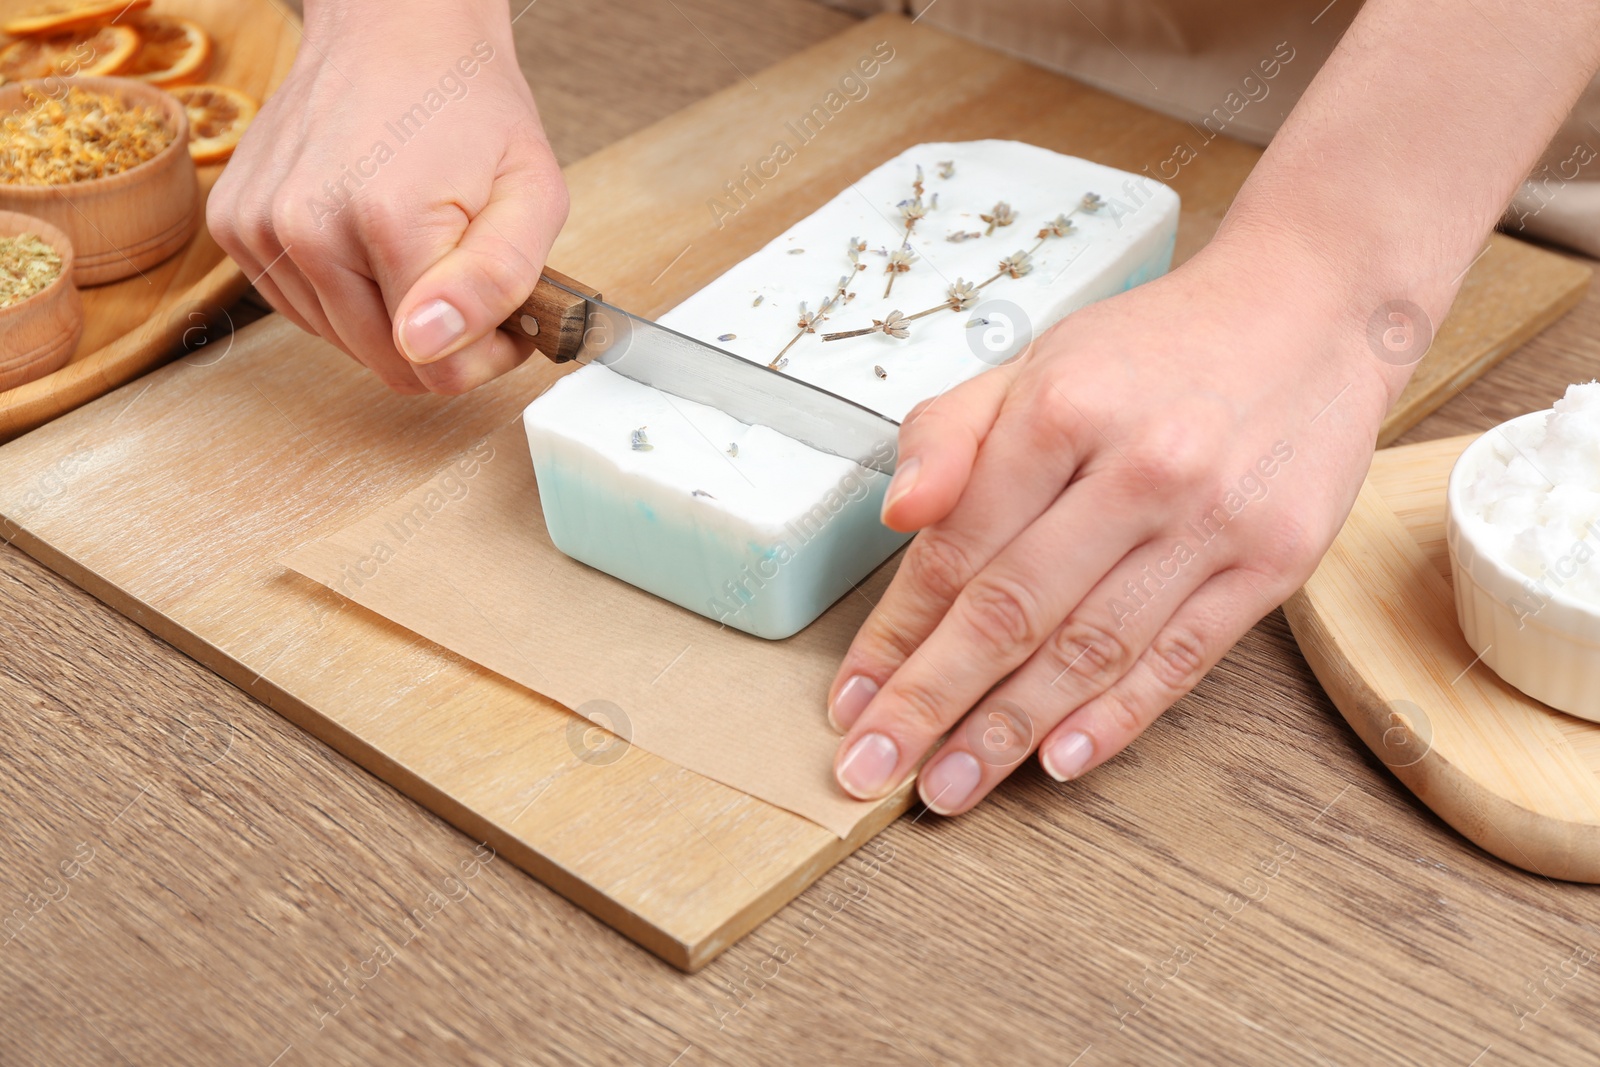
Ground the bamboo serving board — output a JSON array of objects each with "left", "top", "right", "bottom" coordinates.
[
  {"left": 0, "top": 14, "right": 1591, "bottom": 968},
  {"left": 0, "top": 0, "right": 299, "bottom": 442},
  {"left": 1285, "top": 436, "right": 1600, "bottom": 882}
]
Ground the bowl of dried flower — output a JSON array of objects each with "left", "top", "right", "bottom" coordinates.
[
  {"left": 0, "top": 211, "right": 83, "bottom": 391},
  {"left": 0, "top": 77, "right": 199, "bottom": 286}
]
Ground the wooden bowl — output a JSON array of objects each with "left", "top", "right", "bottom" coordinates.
[
  {"left": 0, "top": 77, "right": 200, "bottom": 287},
  {"left": 0, "top": 211, "right": 83, "bottom": 391}
]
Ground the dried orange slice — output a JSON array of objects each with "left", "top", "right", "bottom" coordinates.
[
  {"left": 0, "top": 23, "right": 138, "bottom": 80},
  {"left": 171, "top": 84, "right": 257, "bottom": 165},
  {"left": 1, "top": 0, "right": 150, "bottom": 37},
  {"left": 124, "top": 14, "right": 211, "bottom": 86}
]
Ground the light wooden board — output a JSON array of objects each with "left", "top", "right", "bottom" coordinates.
[
  {"left": 0, "top": 13, "right": 1589, "bottom": 969},
  {"left": 1382, "top": 240, "right": 1590, "bottom": 446},
  {"left": 0, "top": 0, "right": 300, "bottom": 442},
  {"left": 1285, "top": 435, "right": 1600, "bottom": 881}
]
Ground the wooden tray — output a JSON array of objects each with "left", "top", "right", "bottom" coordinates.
[
  {"left": 0, "top": 13, "right": 1591, "bottom": 970},
  {"left": 1286, "top": 435, "right": 1600, "bottom": 882},
  {"left": 0, "top": 0, "right": 299, "bottom": 443}
]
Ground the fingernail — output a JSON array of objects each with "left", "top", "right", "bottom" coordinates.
[
  {"left": 919, "top": 751, "right": 981, "bottom": 815},
  {"left": 400, "top": 299, "right": 466, "bottom": 363},
  {"left": 1041, "top": 731, "right": 1094, "bottom": 782},
  {"left": 836, "top": 732, "right": 899, "bottom": 798},
  {"left": 880, "top": 457, "right": 921, "bottom": 521},
  {"left": 828, "top": 675, "right": 878, "bottom": 733}
]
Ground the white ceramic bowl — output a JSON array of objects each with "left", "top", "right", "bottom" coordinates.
[{"left": 1447, "top": 410, "right": 1600, "bottom": 721}]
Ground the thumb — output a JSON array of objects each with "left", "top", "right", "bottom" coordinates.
[
  {"left": 881, "top": 365, "right": 1014, "bottom": 532},
  {"left": 392, "top": 172, "right": 567, "bottom": 365}
]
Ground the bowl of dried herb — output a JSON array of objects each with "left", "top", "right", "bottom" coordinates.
[
  {"left": 0, "top": 211, "right": 83, "bottom": 390},
  {"left": 0, "top": 77, "right": 199, "bottom": 286}
]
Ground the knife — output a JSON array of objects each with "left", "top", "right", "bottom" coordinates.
[{"left": 501, "top": 269, "right": 901, "bottom": 476}]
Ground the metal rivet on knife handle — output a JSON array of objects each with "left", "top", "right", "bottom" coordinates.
[{"left": 503, "top": 268, "right": 602, "bottom": 362}]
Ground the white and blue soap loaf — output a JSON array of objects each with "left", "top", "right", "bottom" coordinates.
[{"left": 523, "top": 140, "right": 1179, "bottom": 639}]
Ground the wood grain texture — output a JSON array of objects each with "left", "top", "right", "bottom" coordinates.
[
  {"left": 1284, "top": 436, "right": 1600, "bottom": 881},
  {"left": 0, "top": 0, "right": 299, "bottom": 441},
  {"left": 1381, "top": 236, "right": 1591, "bottom": 445},
  {"left": 0, "top": 211, "right": 82, "bottom": 389},
  {"left": 12, "top": 9, "right": 1574, "bottom": 972},
  {"left": 4, "top": 1, "right": 1600, "bottom": 1063},
  {"left": 0, "top": 310, "right": 918, "bottom": 971},
  {"left": 502, "top": 269, "right": 602, "bottom": 360}
]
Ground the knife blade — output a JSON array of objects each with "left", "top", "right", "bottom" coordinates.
[{"left": 502, "top": 270, "right": 900, "bottom": 475}]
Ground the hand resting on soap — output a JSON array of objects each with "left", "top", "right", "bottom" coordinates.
[
  {"left": 208, "top": 0, "right": 568, "bottom": 395},
  {"left": 826, "top": 0, "right": 1600, "bottom": 814}
]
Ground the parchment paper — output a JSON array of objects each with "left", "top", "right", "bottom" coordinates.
[{"left": 282, "top": 420, "right": 899, "bottom": 838}]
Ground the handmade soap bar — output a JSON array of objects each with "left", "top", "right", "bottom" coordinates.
[
  {"left": 524, "top": 140, "right": 1179, "bottom": 638},
  {"left": 670, "top": 139, "right": 1180, "bottom": 418},
  {"left": 525, "top": 365, "right": 907, "bottom": 639}
]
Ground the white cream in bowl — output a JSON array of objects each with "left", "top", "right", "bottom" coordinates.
[{"left": 1447, "top": 383, "right": 1600, "bottom": 719}]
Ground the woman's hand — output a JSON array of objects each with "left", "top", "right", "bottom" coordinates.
[
  {"left": 208, "top": 0, "right": 567, "bottom": 395},
  {"left": 827, "top": 235, "right": 1395, "bottom": 814},
  {"left": 826, "top": 0, "right": 1600, "bottom": 816}
]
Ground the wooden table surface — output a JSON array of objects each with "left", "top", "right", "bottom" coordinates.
[{"left": 4, "top": 2, "right": 1600, "bottom": 1064}]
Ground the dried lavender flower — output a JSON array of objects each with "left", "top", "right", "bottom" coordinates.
[
  {"left": 997, "top": 251, "right": 1034, "bottom": 279},
  {"left": 883, "top": 247, "right": 916, "bottom": 297},
  {"left": 821, "top": 309, "right": 911, "bottom": 342},
  {"left": 631, "top": 427, "right": 653, "bottom": 452},
  {"left": 1080, "top": 192, "right": 1105, "bottom": 213},
  {"left": 847, "top": 236, "right": 867, "bottom": 273},
  {"left": 1037, "top": 213, "right": 1076, "bottom": 239},
  {"left": 946, "top": 279, "right": 979, "bottom": 311},
  {"left": 981, "top": 202, "right": 1016, "bottom": 236},
  {"left": 769, "top": 293, "right": 838, "bottom": 369},
  {"left": 937, "top": 160, "right": 955, "bottom": 179},
  {"left": 874, "top": 365, "right": 887, "bottom": 379}
]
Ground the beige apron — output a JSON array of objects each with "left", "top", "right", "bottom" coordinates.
[{"left": 911, "top": 0, "right": 1600, "bottom": 257}]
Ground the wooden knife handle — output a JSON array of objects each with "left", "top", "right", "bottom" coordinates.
[{"left": 500, "top": 268, "right": 602, "bottom": 363}]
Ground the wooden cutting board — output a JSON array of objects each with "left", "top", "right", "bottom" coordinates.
[
  {"left": 0, "top": 13, "right": 1590, "bottom": 969},
  {"left": 1285, "top": 436, "right": 1600, "bottom": 882},
  {"left": 0, "top": 0, "right": 300, "bottom": 442}
]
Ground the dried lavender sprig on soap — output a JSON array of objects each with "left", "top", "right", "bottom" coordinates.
[
  {"left": 884, "top": 168, "right": 932, "bottom": 297},
  {"left": 770, "top": 294, "right": 835, "bottom": 368},
  {"left": 1020, "top": 192, "right": 1103, "bottom": 254},
  {"left": 768, "top": 236, "right": 867, "bottom": 368},
  {"left": 883, "top": 246, "right": 915, "bottom": 298},
  {"left": 819, "top": 195, "right": 1092, "bottom": 345},
  {"left": 846, "top": 235, "right": 868, "bottom": 276},
  {"left": 981, "top": 201, "right": 1015, "bottom": 236},
  {"left": 821, "top": 279, "right": 978, "bottom": 341},
  {"left": 820, "top": 196, "right": 1086, "bottom": 345},
  {"left": 972, "top": 251, "right": 1035, "bottom": 290},
  {"left": 820, "top": 309, "right": 911, "bottom": 342}
]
